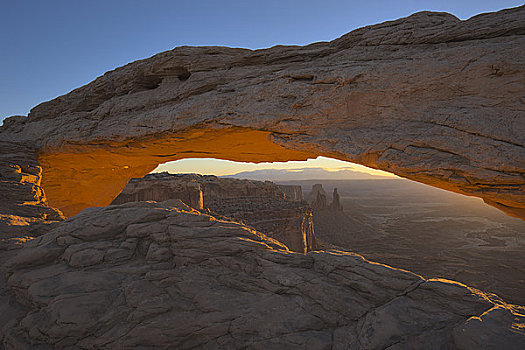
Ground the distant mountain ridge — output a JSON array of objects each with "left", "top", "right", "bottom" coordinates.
[{"left": 222, "top": 167, "right": 395, "bottom": 181}]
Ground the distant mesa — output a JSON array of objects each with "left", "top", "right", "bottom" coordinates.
[
  {"left": 307, "top": 183, "right": 328, "bottom": 203},
  {"left": 111, "top": 172, "right": 316, "bottom": 253},
  {"left": 224, "top": 167, "right": 395, "bottom": 182}
]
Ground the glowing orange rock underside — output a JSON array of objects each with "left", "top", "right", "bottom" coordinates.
[
  {"left": 39, "top": 126, "right": 524, "bottom": 219},
  {"left": 38, "top": 128, "right": 320, "bottom": 217}
]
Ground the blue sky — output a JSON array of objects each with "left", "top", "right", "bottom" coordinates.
[{"left": 1, "top": 0, "right": 523, "bottom": 122}]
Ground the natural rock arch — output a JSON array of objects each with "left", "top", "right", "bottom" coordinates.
[{"left": 1, "top": 6, "right": 524, "bottom": 219}]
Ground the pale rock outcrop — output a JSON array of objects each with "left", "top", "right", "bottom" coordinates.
[
  {"left": 2, "top": 200, "right": 524, "bottom": 349},
  {"left": 0, "top": 6, "right": 523, "bottom": 218}
]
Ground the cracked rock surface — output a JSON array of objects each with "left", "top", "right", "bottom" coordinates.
[{"left": 2, "top": 201, "right": 524, "bottom": 349}]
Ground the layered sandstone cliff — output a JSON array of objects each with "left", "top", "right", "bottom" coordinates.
[
  {"left": 0, "top": 141, "right": 64, "bottom": 241},
  {"left": 278, "top": 184, "right": 304, "bottom": 202},
  {"left": 111, "top": 172, "right": 316, "bottom": 253},
  {"left": 111, "top": 174, "right": 204, "bottom": 209},
  {"left": 0, "top": 6, "right": 523, "bottom": 219}
]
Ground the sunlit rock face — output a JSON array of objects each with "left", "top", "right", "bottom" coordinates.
[
  {"left": 0, "top": 6, "right": 524, "bottom": 219},
  {"left": 0, "top": 141, "right": 64, "bottom": 240},
  {"left": 3, "top": 200, "right": 524, "bottom": 348},
  {"left": 111, "top": 173, "right": 316, "bottom": 253}
]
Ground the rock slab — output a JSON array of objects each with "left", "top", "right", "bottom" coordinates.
[{"left": 3, "top": 200, "right": 524, "bottom": 349}]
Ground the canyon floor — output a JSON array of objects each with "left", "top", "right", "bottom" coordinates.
[{"left": 279, "top": 179, "right": 525, "bottom": 305}]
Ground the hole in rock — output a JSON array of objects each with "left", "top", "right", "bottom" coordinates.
[
  {"left": 109, "top": 156, "right": 525, "bottom": 305},
  {"left": 37, "top": 125, "right": 525, "bottom": 305},
  {"left": 136, "top": 74, "right": 162, "bottom": 90}
]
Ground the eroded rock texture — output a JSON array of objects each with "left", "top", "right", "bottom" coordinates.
[
  {"left": 111, "top": 174, "right": 204, "bottom": 209},
  {"left": 111, "top": 173, "right": 316, "bottom": 253},
  {"left": 2, "top": 201, "right": 524, "bottom": 349},
  {"left": 278, "top": 184, "right": 304, "bottom": 202},
  {"left": 0, "top": 6, "right": 523, "bottom": 218},
  {"left": 0, "top": 141, "right": 64, "bottom": 241}
]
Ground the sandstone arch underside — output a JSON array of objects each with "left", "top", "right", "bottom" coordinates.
[{"left": 1, "top": 6, "right": 524, "bottom": 219}]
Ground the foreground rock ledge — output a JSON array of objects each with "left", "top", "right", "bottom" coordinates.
[
  {"left": 0, "top": 6, "right": 524, "bottom": 219},
  {"left": 2, "top": 201, "right": 524, "bottom": 349}
]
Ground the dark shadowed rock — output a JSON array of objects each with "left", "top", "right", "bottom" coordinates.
[
  {"left": 330, "top": 188, "right": 343, "bottom": 211},
  {"left": 0, "top": 141, "right": 64, "bottom": 241}
]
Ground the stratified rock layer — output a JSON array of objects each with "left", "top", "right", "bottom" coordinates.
[
  {"left": 111, "top": 174, "right": 204, "bottom": 209},
  {"left": 0, "top": 141, "right": 64, "bottom": 240},
  {"left": 3, "top": 201, "right": 524, "bottom": 349},
  {"left": 208, "top": 197, "right": 316, "bottom": 254},
  {"left": 278, "top": 184, "right": 304, "bottom": 202},
  {"left": 0, "top": 6, "right": 523, "bottom": 218},
  {"left": 111, "top": 173, "right": 316, "bottom": 252}
]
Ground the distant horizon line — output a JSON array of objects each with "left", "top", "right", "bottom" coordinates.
[{"left": 151, "top": 166, "right": 399, "bottom": 178}]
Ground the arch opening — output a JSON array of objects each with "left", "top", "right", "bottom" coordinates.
[
  {"left": 38, "top": 126, "right": 524, "bottom": 219},
  {"left": 39, "top": 127, "right": 318, "bottom": 217},
  {"left": 108, "top": 154, "right": 525, "bottom": 305}
]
